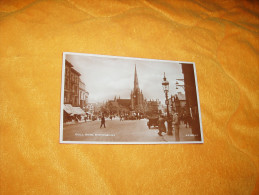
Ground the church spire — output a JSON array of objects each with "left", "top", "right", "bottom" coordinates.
[{"left": 134, "top": 64, "right": 140, "bottom": 92}]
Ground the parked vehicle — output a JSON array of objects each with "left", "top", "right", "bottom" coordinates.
[{"left": 147, "top": 117, "right": 159, "bottom": 129}]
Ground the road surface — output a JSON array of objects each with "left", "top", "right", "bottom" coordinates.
[{"left": 62, "top": 118, "right": 198, "bottom": 143}]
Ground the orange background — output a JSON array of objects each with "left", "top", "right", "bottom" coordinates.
[{"left": 0, "top": 0, "right": 258, "bottom": 194}]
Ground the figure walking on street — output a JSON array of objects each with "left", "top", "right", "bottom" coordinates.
[
  {"left": 158, "top": 115, "right": 166, "bottom": 136},
  {"left": 100, "top": 114, "right": 106, "bottom": 128},
  {"left": 173, "top": 112, "right": 180, "bottom": 141}
]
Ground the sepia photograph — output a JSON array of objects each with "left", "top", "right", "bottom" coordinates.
[{"left": 60, "top": 52, "right": 203, "bottom": 144}]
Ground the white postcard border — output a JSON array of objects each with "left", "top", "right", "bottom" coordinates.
[{"left": 59, "top": 52, "right": 204, "bottom": 144}]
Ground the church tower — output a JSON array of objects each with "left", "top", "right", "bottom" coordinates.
[
  {"left": 134, "top": 65, "right": 140, "bottom": 93},
  {"left": 131, "top": 65, "right": 145, "bottom": 113}
]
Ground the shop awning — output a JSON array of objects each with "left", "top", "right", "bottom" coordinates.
[
  {"left": 72, "top": 107, "right": 86, "bottom": 115},
  {"left": 63, "top": 104, "right": 86, "bottom": 115},
  {"left": 63, "top": 104, "right": 74, "bottom": 114}
]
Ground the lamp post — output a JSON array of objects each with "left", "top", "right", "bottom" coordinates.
[{"left": 162, "top": 73, "right": 172, "bottom": 135}]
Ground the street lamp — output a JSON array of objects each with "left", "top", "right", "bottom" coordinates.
[
  {"left": 162, "top": 73, "right": 169, "bottom": 94},
  {"left": 162, "top": 73, "right": 172, "bottom": 135}
]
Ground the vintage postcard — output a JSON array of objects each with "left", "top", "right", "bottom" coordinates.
[{"left": 60, "top": 52, "right": 203, "bottom": 144}]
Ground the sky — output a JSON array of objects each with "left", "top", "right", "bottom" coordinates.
[{"left": 65, "top": 53, "right": 185, "bottom": 105}]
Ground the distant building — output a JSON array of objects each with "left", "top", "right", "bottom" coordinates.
[
  {"left": 86, "top": 103, "right": 96, "bottom": 116},
  {"left": 130, "top": 65, "right": 145, "bottom": 114},
  {"left": 117, "top": 98, "right": 131, "bottom": 108},
  {"left": 171, "top": 92, "right": 186, "bottom": 115},
  {"left": 104, "top": 65, "right": 147, "bottom": 116},
  {"left": 146, "top": 99, "right": 162, "bottom": 116},
  {"left": 106, "top": 97, "right": 123, "bottom": 115},
  {"left": 79, "top": 79, "right": 89, "bottom": 110}
]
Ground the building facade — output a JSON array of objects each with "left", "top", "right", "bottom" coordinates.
[
  {"left": 79, "top": 79, "right": 89, "bottom": 110},
  {"left": 181, "top": 63, "right": 201, "bottom": 140},
  {"left": 171, "top": 92, "right": 186, "bottom": 115},
  {"left": 64, "top": 60, "right": 81, "bottom": 107},
  {"left": 86, "top": 103, "right": 97, "bottom": 117},
  {"left": 145, "top": 99, "right": 162, "bottom": 117},
  {"left": 130, "top": 65, "right": 146, "bottom": 114},
  {"left": 104, "top": 65, "right": 147, "bottom": 116},
  {"left": 64, "top": 60, "right": 72, "bottom": 104}
]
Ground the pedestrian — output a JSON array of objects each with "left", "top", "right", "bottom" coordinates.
[
  {"left": 185, "top": 114, "right": 191, "bottom": 128},
  {"left": 74, "top": 115, "right": 79, "bottom": 123},
  {"left": 189, "top": 114, "right": 193, "bottom": 128},
  {"left": 173, "top": 113, "right": 180, "bottom": 141},
  {"left": 180, "top": 114, "right": 184, "bottom": 124},
  {"left": 100, "top": 114, "right": 106, "bottom": 128},
  {"left": 183, "top": 113, "right": 188, "bottom": 127},
  {"left": 158, "top": 115, "right": 166, "bottom": 136}
]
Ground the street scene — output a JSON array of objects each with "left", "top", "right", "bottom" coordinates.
[
  {"left": 60, "top": 53, "right": 203, "bottom": 143},
  {"left": 63, "top": 118, "right": 196, "bottom": 142}
]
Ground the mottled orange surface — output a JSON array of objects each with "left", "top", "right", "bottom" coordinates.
[{"left": 0, "top": 0, "right": 258, "bottom": 194}]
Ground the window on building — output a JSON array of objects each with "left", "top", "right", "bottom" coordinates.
[
  {"left": 75, "top": 86, "right": 77, "bottom": 94},
  {"left": 71, "top": 73, "right": 74, "bottom": 83},
  {"left": 65, "top": 79, "right": 68, "bottom": 90},
  {"left": 65, "top": 68, "right": 69, "bottom": 77}
]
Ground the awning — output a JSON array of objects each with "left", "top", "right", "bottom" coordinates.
[
  {"left": 72, "top": 107, "right": 86, "bottom": 115},
  {"left": 63, "top": 104, "right": 74, "bottom": 115},
  {"left": 63, "top": 105, "right": 85, "bottom": 115}
]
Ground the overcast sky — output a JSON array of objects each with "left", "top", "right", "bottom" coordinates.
[{"left": 65, "top": 53, "right": 184, "bottom": 105}]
